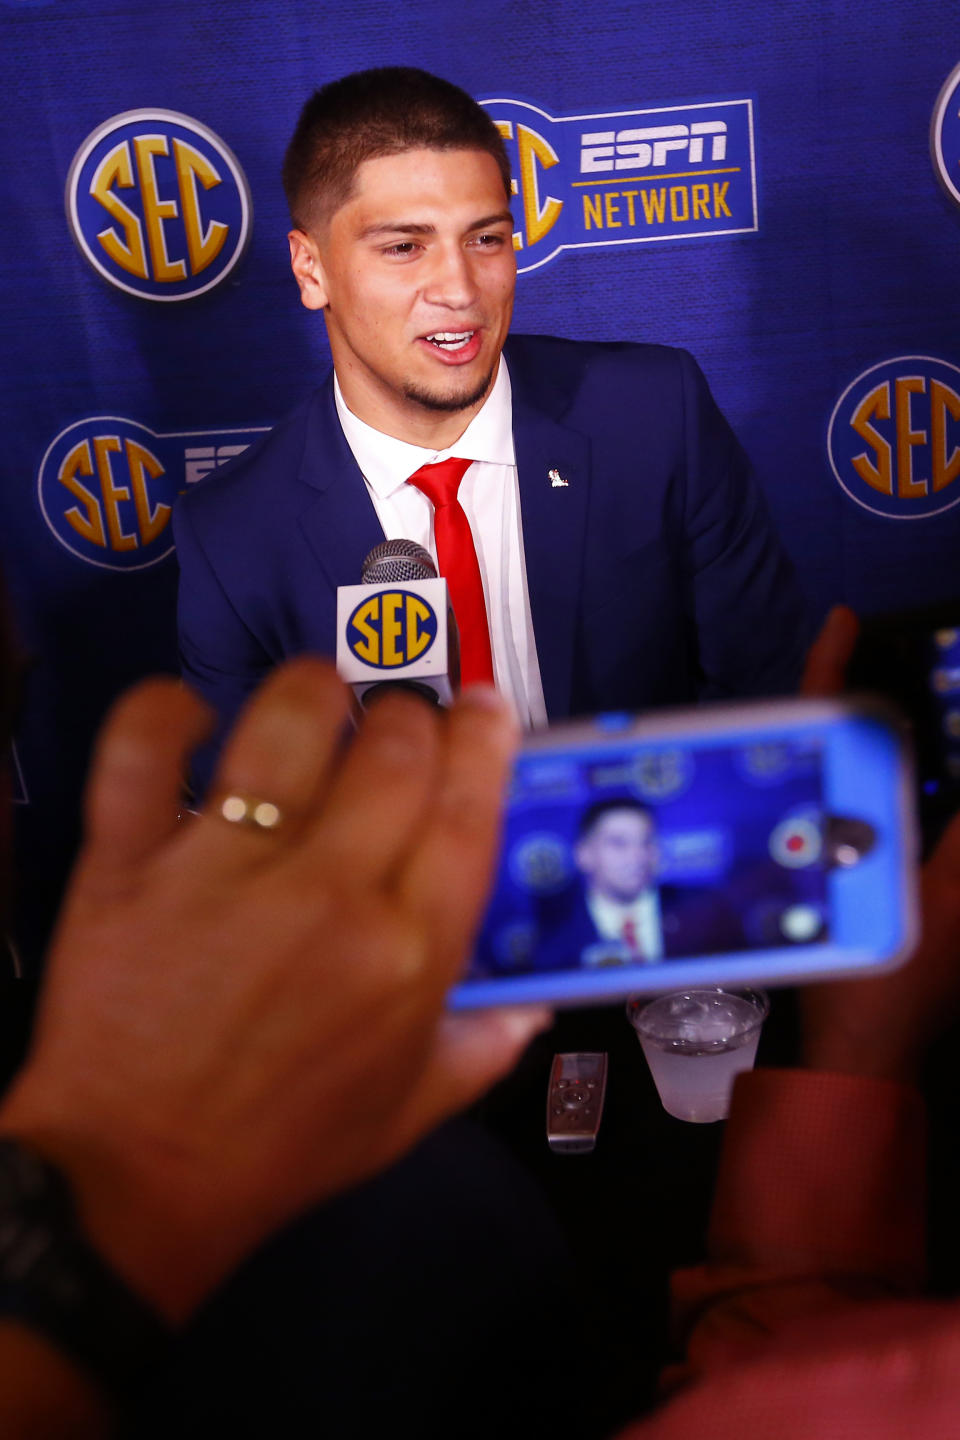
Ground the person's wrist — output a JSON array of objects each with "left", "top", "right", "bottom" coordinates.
[
  {"left": 0, "top": 1087, "right": 242, "bottom": 1325},
  {"left": 0, "top": 1135, "right": 179, "bottom": 1413}
]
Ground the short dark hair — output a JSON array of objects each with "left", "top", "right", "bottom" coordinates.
[
  {"left": 282, "top": 67, "right": 512, "bottom": 234},
  {"left": 577, "top": 798, "right": 655, "bottom": 842}
]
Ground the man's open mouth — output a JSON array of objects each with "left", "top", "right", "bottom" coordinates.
[{"left": 424, "top": 331, "right": 476, "bottom": 352}]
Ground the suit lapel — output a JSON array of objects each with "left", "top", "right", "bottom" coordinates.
[
  {"left": 512, "top": 387, "right": 591, "bottom": 721},
  {"left": 293, "top": 364, "right": 592, "bottom": 719},
  {"left": 295, "top": 381, "right": 385, "bottom": 592}
]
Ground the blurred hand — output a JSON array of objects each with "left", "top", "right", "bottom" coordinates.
[
  {"left": 802, "top": 809, "right": 960, "bottom": 1082},
  {"left": 0, "top": 660, "right": 550, "bottom": 1321},
  {"left": 798, "top": 603, "right": 860, "bottom": 698},
  {"left": 798, "top": 603, "right": 960, "bottom": 1082}
]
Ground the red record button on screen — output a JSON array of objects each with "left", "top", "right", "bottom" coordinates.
[{"left": 769, "top": 816, "right": 822, "bottom": 868}]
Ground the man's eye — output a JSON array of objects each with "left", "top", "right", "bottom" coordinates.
[
  {"left": 473, "top": 232, "right": 505, "bottom": 247},
  {"left": 383, "top": 242, "right": 419, "bottom": 257}
]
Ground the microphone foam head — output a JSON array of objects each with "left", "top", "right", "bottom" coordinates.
[{"left": 362, "top": 539, "right": 438, "bottom": 584}]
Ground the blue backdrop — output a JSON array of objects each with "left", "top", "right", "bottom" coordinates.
[{"left": 3, "top": 0, "right": 960, "bottom": 966}]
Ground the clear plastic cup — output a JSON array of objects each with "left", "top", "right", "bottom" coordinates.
[{"left": 626, "top": 988, "right": 769, "bottom": 1123}]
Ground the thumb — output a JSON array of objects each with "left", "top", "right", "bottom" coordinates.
[
  {"left": 388, "top": 1006, "right": 553, "bottom": 1150},
  {"left": 800, "top": 604, "right": 860, "bottom": 697}
]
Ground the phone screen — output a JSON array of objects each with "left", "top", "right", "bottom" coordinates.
[
  {"left": 469, "top": 733, "right": 828, "bottom": 982},
  {"left": 450, "top": 701, "right": 916, "bottom": 1009}
]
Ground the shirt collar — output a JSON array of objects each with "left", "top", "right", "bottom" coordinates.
[
  {"left": 587, "top": 889, "right": 656, "bottom": 931},
  {"left": 333, "top": 358, "right": 515, "bottom": 502}
]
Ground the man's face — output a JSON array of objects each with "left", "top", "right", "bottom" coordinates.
[
  {"left": 289, "top": 147, "right": 516, "bottom": 446},
  {"left": 575, "top": 810, "right": 659, "bottom": 904}
]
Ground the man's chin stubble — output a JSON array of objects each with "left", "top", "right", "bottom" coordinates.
[{"left": 402, "top": 368, "right": 495, "bottom": 414}]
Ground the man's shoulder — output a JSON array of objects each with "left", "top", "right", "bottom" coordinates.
[
  {"left": 506, "top": 331, "right": 693, "bottom": 377},
  {"left": 176, "top": 380, "right": 334, "bottom": 528},
  {"left": 504, "top": 332, "right": 702, "bottom": 415},
  {"left": 506, "top": 331, "right": 686, "bottom": 370}
]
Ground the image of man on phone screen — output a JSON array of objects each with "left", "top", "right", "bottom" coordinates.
[
  {"left": 536, "top": 798, "right": 746, "bottom": 972},
  {"left": 574, "top": 800, "right": 665, "bottom": 965}
]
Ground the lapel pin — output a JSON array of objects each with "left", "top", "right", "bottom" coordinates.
[{"left": 548, "top": 468, "right": 569, "bottom": 488}]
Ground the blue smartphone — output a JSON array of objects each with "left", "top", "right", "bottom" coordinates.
[{"left": 449, "top": 697, "right": 919, "bottom": 1010}]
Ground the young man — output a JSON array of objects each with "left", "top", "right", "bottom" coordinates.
[
  {"left": 576, "top": 799, "right": 665, "bottom": 953},
  {"left": 535, "top": 797, "right": 744, "bottom": 970},
  {"left": 174, "top": 67, "right": 808, "bottom": 790}
]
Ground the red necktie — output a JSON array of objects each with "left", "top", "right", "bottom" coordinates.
[
  {"left": 622, "top": 918, "right": 642, "bottom": 957},
  {"left": 406, "top": 457, "right": 495, "bottom": 687}
]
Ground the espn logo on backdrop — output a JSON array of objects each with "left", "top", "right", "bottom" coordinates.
[
  {"left": 65, "top": 110, "right": 252, "bottom": 301},
  {"left": 480, "top": 96, "right": 757, "bottom": 273},
  {"left": 37, "top": 418, "right": 268, "bottom": 569},
  {"left": 827, "top": 357, "right": 960, "bottom": 519}
]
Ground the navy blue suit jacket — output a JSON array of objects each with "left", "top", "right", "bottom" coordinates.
[
  {"left": 174, "top": 335, "right": 808, "bottom": 785},
  {"left": 526, "top": 882, "right": 748, "bottom": 976}
]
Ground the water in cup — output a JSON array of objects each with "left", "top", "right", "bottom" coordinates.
[{"left": 628, "top": 988, "right": 768, "bottom": 1123}]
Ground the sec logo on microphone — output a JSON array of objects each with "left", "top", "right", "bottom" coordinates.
[
  {"left": 65, "top": 109, "right": 252, "bottom": 301},
  {"left": 347, "top": 591, "right": 439, "bottom": 668}
]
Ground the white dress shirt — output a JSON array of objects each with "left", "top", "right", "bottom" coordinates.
[
  {"left": 585, "top": 888, "right": 664, "bottom": 963},
  {"left": 333, "top": 361, "right": 548, "bottom": 728}
]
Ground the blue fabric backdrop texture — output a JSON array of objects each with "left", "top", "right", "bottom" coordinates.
[{"left": 3, "top": 0, "right": 960, "bottom": 965}]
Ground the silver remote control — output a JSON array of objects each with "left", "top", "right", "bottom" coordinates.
[{"left": 546, "top": 1052, "right": 608, "bottom": 1154}]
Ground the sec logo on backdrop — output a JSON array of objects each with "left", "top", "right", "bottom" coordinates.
[
  {"left": 827, "top": 357, "right": 960, "bottom": 518},
  {"left": 931, "top": 62, "right": 960, "bottom": 212},
  {"left": 508, "top": 834, "right": 572, "bottom": 895},
  {"left": 38, "top": 417, "right": 265, "bottom": 569},
  {"left": 65, "top": 109, "right": 252, "bottom": 301}
]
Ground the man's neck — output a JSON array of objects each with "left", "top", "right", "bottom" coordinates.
[
  {"left": 332, "top": 369, "right": 496, "bottom": 451},
  {"left": 589, "top": 888, "right": 653, "bottom": 912}
]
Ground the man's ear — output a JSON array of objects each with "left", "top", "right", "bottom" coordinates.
[{"left": 288, "top": 230, "right": 329, "bottom": 311}]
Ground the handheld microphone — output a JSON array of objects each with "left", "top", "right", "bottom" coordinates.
[{"left": 336, "top": 540, "right": 461, "bottom": 707}]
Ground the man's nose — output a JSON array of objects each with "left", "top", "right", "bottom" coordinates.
[{"left": 423, "top": 245, "right": 479, "bottom": 308}]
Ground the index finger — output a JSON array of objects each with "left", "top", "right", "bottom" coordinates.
[{"left": 82, "top": 679, "right": 212, "bottom": 884}]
